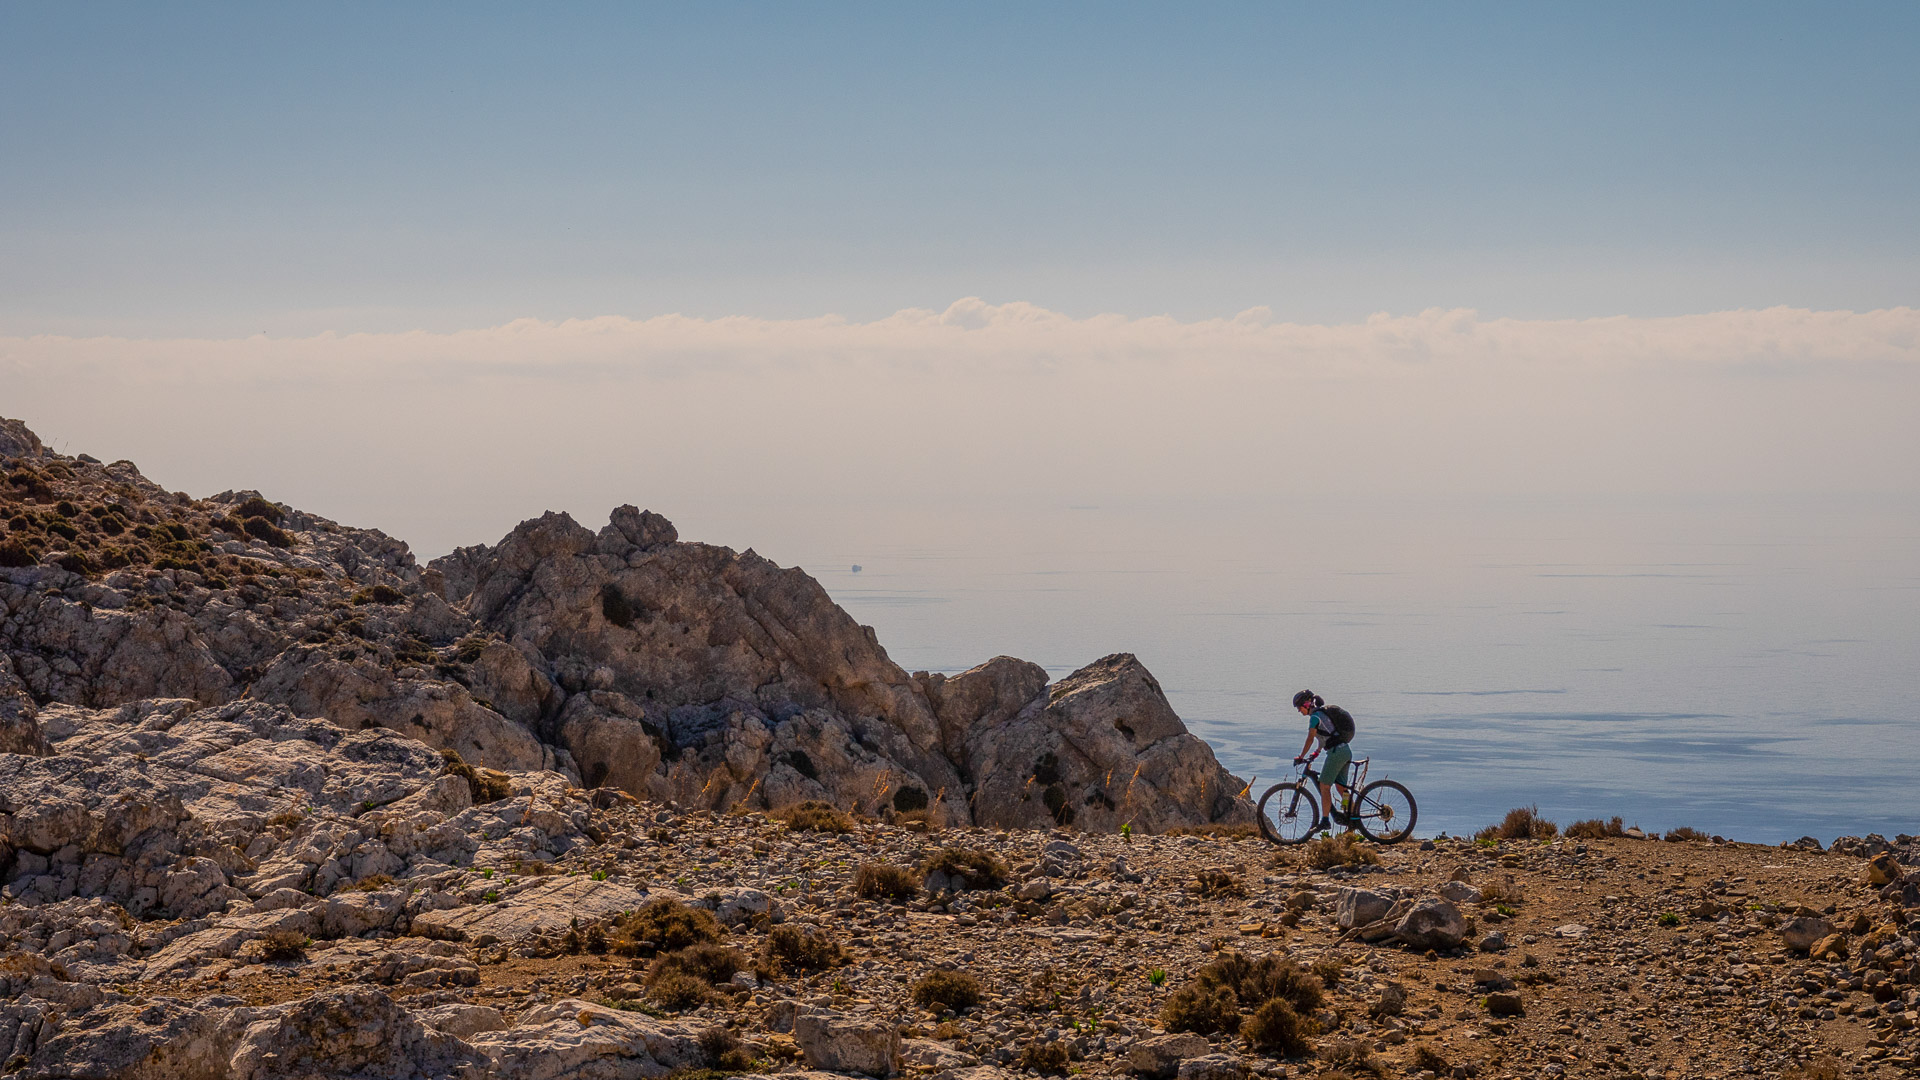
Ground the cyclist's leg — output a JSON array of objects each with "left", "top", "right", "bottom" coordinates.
[{"left": 1323, "top": 743, "right": 1354, "bottom": 825}]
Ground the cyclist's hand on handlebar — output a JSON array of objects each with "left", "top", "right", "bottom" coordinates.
[{"left": 1292, "top": 755, "right": 1308, "bottom": 766}]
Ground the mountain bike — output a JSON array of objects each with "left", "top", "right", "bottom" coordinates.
[{"left": 1255, "top": 752, "right": 1417, "bottom": 845}]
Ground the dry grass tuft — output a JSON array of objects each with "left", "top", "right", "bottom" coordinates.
[
  {"left": 854, "top": 862, "right": 920, "bottom": 901},
  {"left": 1190, "top": 868, "right": 1247, "bottom": 899},
  {"left": 1241, "top": 997, "right": 1316, "bottom": 1056},
  {"left": 776, "top": 800, "right": 854, "bottom": 834},
  {"left": 1477, "top": 805, "right": 1558, "bottom": 842},
  {"left": 921, "top": 847, "right": 1009, "bottom": 890},
  {"left": 1565, "top": 816, "right": 1626, "bottom": 840},
  {"left": 611, "top": 898, "right": 723, "bottom": 957},
  {"left": 1301, "top": 834, "right": 1380, "bottom": 870},
  {"left": 911, "top": 970, "right": 984, "bottom": 1012},
  {"left": 762, "top": 924, "right": 844, "bottom": 973}
]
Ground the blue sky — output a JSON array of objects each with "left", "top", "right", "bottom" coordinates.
[{"left": 3, "top": 3, "right": 1916, "bottom": 336}]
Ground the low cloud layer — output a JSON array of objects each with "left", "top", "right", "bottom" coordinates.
[{"left": 4, "top": 300, "right": 1916, "bottom": 556}]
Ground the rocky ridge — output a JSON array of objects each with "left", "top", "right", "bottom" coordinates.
[{"left": 0, "top": 416, "right": 1249, "bottom": 831}]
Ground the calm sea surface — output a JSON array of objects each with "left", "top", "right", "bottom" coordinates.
[{"left": 691, "top": 494, "right": 1919, "bottom": 844}]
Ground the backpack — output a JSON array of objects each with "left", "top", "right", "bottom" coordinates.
[{"left": 1322, "top": 705, "right": 1356, "bottom": 746}]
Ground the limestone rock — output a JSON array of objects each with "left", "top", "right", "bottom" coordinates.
[
  {"left": 411, "top": 876, "right": 649, "bottom": 945},
  {"left": 227, "top": 988, "right": 483, "bottom": 1080},
  {"left": 1437, "top": 880, "right": 1482, "bottom": 903},
  {"left": 470, "top": 998, "right": 704, "bottom": 1080},
  {"left": 23, "top": 995, "right": 252, "bottom": 1080},
  {"left": 1335, "top": 887, "right": 1395, "bottom": 930},
  {"left": 418, "top": 1003, "right": 507, "bottom": 1038},
  {"left": 961, "top": 654, "right": 1253, "bottom": 832},
  {"left": 0, "top": 417, "right": 47, "bottom": 460},
  {"left": 1780, "top": 916, "right": 1834, "bottom": 953},
  {"left": 793, "top": 1008, "right": 902, "bottom": 1076},
  {"left": 1176, "top": 1054, "right": 1249, "bottom": 1080},
  {"left": 0, "top": 653, "right": 47, "bottom": 755},
  {"left": 1392, "top": 898, "right": 1468, "bottom": 951},
  {"left": 1128, "top": 1032, "right": 1211, "bottom": 1078}
]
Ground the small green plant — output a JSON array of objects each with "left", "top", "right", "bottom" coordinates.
[
  {"left": 1121, "top": 822, "right": 1133, "bottom": 843},
  {"left": 1495, "top": 903, "right": 1516, "bottom": 917},
  {"left": 482, "top": 890, "right": 500, "bottom": 903},
  {"left": 591, "top": 869, "right": 609, "bottom": 881},
  {"left": 1148, "top": 968, "right": 1167, "bottom": 988},
  {"left": 479, "top": 868, "right": 495, "bottom": 879},
  {"left": 1658, "top": 912, "right": 1682, "bottom": 927}
]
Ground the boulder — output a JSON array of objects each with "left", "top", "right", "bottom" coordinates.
[
  {"left": 417, "top": 1003, "right": 507, "bottom": 1038},
  {"left": 1485, "top": 992, "right": 1525, "bottom": 1017},
  {"left": 1176, "top": 1055, "right": 1249, "bottom": 1080},
  {"left": 1437, "top": 880, "right": 1482, "bottom": 904},
  {"left": 1810, "top": 933, "right": 1850, "bottom": 961},
  {"left": 411, "top": 877, "right": 648, "bottom": 945},
  {"left": 1335, "top": 887, "right": 1395, "bottom": 930},
  {"left": 793, "top": 1008, "right": 902, "bottom": 1076},
  {"left": 1780, "top": 916, "right": 1834, "bottom": 953},
  {"left": 1392, "top": 898, "right": 1469, "bottom": 951},
  {"left": 1129, "top": 1033, "right": 1211, "bottom": 1078},
  {"left": 227, "top": 988, "right": 482, "bottom": 1080},
  {"left": 469, "top": 999, "right": 704, "bottom": 1080},
  {"left": 24, "top": 996, "right": 252, "bottom": 1080},
  {"left": 0, "top": 654, "right": 47, "bottom": 755},
  {"left": 961, "top": 654, "right": 1253, "bottom": 832}
]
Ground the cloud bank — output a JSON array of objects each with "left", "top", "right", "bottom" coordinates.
[{"left": 3, "top": 300, "right": 1916, "bottom": 556}]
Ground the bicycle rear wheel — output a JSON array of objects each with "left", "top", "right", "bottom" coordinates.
[
  {"left": 1353, "top": 780, "right": 1417, "bottom": 844},
  {"left": 1256, "top": 782, "right": 1320, "bottom": 845}
]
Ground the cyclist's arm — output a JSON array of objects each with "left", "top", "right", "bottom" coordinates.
[{"left": 1297, "top": 730, "right": 1317, "bottom": 760}]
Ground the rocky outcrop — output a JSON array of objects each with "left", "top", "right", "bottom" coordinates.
[{"left": 3, "top": 418, "right": 1250, "bottom": 831}]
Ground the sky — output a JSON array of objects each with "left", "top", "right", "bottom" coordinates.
[
  {"left": 2, "top": 3, "right": 1917, "bottom": 556},
  {"left": 3, "top": 3, "right": 1918, "bottom": 338}
]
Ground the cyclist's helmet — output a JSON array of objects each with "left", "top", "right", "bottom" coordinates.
[{"left": 1292, "top": 690, "right": 1322, "bottom": 710}]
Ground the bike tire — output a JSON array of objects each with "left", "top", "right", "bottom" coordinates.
[
  {"left": 1354, "top": 779, "right": 1417, "bottom": 844},
  {"left": 1256, "top": 782, "right": 1321, "bottom": 846}
]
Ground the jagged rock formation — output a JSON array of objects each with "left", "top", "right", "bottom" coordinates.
[{"left": 1, "top": 417, "right": 1250, "bottom": 831}]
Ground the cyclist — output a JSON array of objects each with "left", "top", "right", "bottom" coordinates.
[{"left": 1291, "top": 690, "right": 1355, "bottom": 834}]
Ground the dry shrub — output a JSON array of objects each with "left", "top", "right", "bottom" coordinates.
[
  {"left": 1201, "top": 951, "right": 1326, "bottom": 1014},
  {"left": 343, "top": 873, "right": 394, "bottom": 892},
  {"left": 762, "top": 924, "right": 844, "bottom": 973},
  {"left": 1191, "top": 868, "right": 1247, "bottom": 899},
  {"left": 1478, "top": 805, "right": 1558, "bottom": 842},
  {"left": 1665, "top": 826, "right": 1710, "bottom": 842},
  {"left": 1477, "top": 877, "right": 1525, "bottom": 906},
  {"left": 1311, "top": 955, "right": 1346, "bottom": 989},
  {"left": 698, "top": 1025, "right": 754, "bottom": 1071},
  {"left": 921, "top": 847, "right": 1009, "bottom": 890},
  {"left": 647, "top": 970, "right": 710, "bottom": 1010},
  {"left": 1241, "top": 997, "right": 1316, "bottom": 1056},
  {"left": 777, "top": 800, "right": 854, "bottom": 834},
  {"left": 854, "top": 862, "right": 920, "bottom": 901},
  {"left": 1410, "top": 1044, "right": 1450, "bottom": 1073},
  {"left": 1301, "top": 834, "right": 1380, "bottom": 870},
  {"left": 1318, "top": 1038, "right": 1383, "bottom": 1075},
  {"left": 612, "top": 898, "right": 723, "bottom": 956},
  {"left": 895, "top": 807, "right": 940, "bottom": 832},
  {"left": 1783, "top": 1057, "right": 1842, "bottom": 1080},
  {"left": 440, "top": 748, "right": 513, "bottom": 803},
  {"left": 260, "top": 929, "right": 309, "bottom": 962},
  {"left": 1018, "top": 1041, "right": 1069, "bottom": 1075},
  {"left": 648, "top": 942, "right": 748, "bottom": 987},
  {"left": 910, "top": 970, "right": 983, "bottom": 1013},
  {"left": 1565, "top": 816, "right": 1626, "bottom": 840},
  {"left": 1162, "top": 982, "right": 1242, "bottom": 1035}
]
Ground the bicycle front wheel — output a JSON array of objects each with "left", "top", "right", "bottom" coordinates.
[
  {"left": 1353, "top": 780, "right": 1417, "bottom": 844},
  {"left": 1256, "top": 782, "right": 1320, "bottom": 845}
]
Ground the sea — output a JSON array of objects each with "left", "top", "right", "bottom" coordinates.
[{"left": 691, "top": 493, "right": 1920, "bottom": 845}]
